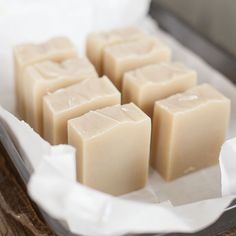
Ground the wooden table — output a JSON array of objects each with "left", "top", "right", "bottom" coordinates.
[{"left": 0, "top": 143, "right": 54, "bottom": 236}]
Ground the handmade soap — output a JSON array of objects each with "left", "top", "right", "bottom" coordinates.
[
  {"left": 23, "top": 57, "right": 98, "bottom": 135},
  {"left": 122, "top": 63, "right": 197, "bottom": 117},
  {"left": 68, "top": 103, "right": 151, "bottom": 196},
  {"left": 13, "top": 37, "right": 77, "bottom": 118},
  {"left": 86, "top": 27, "right": 145, "bottom": 75},
  {"left": 43, "top": 76, "right": 120, "bottom": 145},
  {"left": 103, "top": 37, "right": 171, "bottom": 90},
  {"left": 151, "top": 84, "right": 230, "bottom": 181}
]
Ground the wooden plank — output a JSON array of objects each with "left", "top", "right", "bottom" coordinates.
[{"left": 0, "top": 143, "right": 54, "bottom": 236}]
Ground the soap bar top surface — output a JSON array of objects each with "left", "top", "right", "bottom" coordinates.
[
  {"left": 104, "top": 37, "right": 168, "bottom": 59},
  {"left": 125, "top": 63, "right": 196, "bottom": 88},
  {"left": 14, "top": 37, "right": 76, "bottom": 66},
  {"left": 157, "top": 83, "right": 229, "bottom": 113},
  {"left": 45, "top": 76, "right": 120, "bottom": 114},
  {"left": 27, "top": 57, "right": 98, "bottom": 81},
  {"left": 88, "top": 27, "right": 145, "bottom": 45},
  {"left": 69, "top": 103, "right": 150, "bottom": 140}
]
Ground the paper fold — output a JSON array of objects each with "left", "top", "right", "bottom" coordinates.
[{"left": 220, "top": 138, "right": 236, "bottom": 196}]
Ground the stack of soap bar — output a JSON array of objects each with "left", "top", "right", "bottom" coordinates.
[
  {"left": 123, "top": 62, "right": 197, "bottom": 117},
  {"left": 68, "top": 103, "right": 151, "bottom": 196},
  {"left": 86, "top": 27, "right": 145, "bottom": 75},
  {"left": 13, "top": 37, "right": 77, "bottom": 118},
  {"left": 151, "top": 84, "right": 231, "bottom": 181},
  {"left": 23, "top": 57, "right": 98, "bottom": 135},
  {"left": 43, "top": 76, "right": 120, "bottom": 145},
  {"left": 103, "top": 37, "right": 171, "bottom": 90}
]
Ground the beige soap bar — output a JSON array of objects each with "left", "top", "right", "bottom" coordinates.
[
  {"left": 23, "top": 57, "right": 98, "bottom": 135},
  {"left": 68, "top": 103, "right": 151, "bottom": 196},
  {"left": 86, "top": 27, "right": 145, "bottom": 75},
  {"left": 13, "top": 37, "right": 77, "bottom": 118},
  {"left": 43, "top": 76, "right": 120, "bottom": 145},
  {"left": 103, "top": 37, "right": 171, "bottom": 90},
  {"left": 122, "top": 63, "right": 197, "bottom": 117},
  {"left": 151, "top": 84, "right": 230, "bottom": 181}
]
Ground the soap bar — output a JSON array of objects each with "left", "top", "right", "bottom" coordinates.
[
  {"left": 151, "top": 84, "right": 230, "bottom": 181},
  {"left": 13, "top": 37, "right": 77, "bottom": 118},
  {"left": 103, "top": 37, "right": 171, "bottom": 90},
  {"left": 86, "top": 27, "right": 145, "bottom": 75},
  {"left": 43, "top": 76, "right": 120, "bottom": 145},
  {"left": 122, "top": 63, "right": 197, "bottom": 117},
  {"left": 68, "top": 103, "right": 151, "bottom": 196},
  {"left": 23, "top": 57, "right": 98, "bottom": 135}
]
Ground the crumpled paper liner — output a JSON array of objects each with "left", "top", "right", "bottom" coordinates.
[{"left": 220, "top": 138, "right": 236, "bottom": 196}]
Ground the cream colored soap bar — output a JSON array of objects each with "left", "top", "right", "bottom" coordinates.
[
  {"left": 123, "top": 62, "right": 197, "bottom": 117},
  {"left": 68, "top": 103, "right": 151, "bottom": 196},
  {"left": 103, "top": 37, "right": 171, "bottom": 90},
  {"left": 13, "top": 37, "right": 77, "bottom": 118},
  {"left": 151, "top": 84, "right": 230, "bottom": 181},
  {"left": 24, "top": 57, "right": 98, "bottom": 135},
  {"left": 86, "top": 27, "right": 145, "bottom": 75},
  {"left": 43, "top": 76, "right": 120, "bottom": 145}
]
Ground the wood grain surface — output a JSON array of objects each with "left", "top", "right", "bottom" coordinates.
[{"left": 0, "top": 143, "right": 54, "bottom": 236}]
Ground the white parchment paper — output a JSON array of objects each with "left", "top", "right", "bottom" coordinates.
[{"left": 0, "top": 1, "right": 236, "bottom": 235}]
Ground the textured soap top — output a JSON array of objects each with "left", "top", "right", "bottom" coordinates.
[
  {"left": 27, "top": 58, "right": 98, "bottom": 81},
  {"left": 69, "top": 103, "right": 150, "bottom": 140},
  {"left": 157, "top": 83, "right": 229, "bottom": 113},
  {"left": 14, "top": 37, "right": 76, "bottom": 65},
  {"left": 125, "top": 63, "right": 196, "bottom": 87},
  {"left": 45, "top": 76, "right": 119, "bottom": 113},
  {"left": 88, "top": 27, "right": 145, "bottom": 44},
  {"left": 104, "top": 37, "right": 167, "bottom": 59}
]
